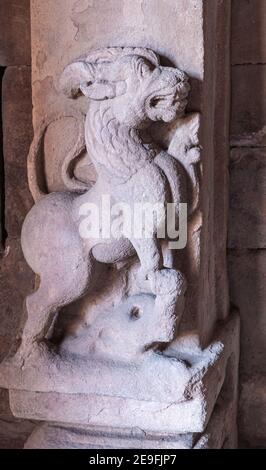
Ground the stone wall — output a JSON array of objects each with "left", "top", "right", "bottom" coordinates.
[
  {"left": 229, "top": 0, "right": 266, "bottom": 449},
  {"left": 0, "top": 0, "right": 36, "bottom": 448}
]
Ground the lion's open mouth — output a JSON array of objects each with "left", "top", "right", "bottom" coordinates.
[{"left": 146, "top": 90, "right": 187, "bottom": 122}]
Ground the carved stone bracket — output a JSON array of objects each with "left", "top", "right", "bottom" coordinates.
[{"left": 0, "top": 0, "right": 238, "bottom": 449}]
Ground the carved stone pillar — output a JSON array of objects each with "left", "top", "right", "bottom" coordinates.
[{"left": 0, "top": 0, "right": 239, "bottom": 449}]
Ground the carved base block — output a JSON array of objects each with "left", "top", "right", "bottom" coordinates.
[
  {"left": 2, "top": 314, "right": 239, "bottom": 442},
  {"left": 24, "top": 397, "right": 237, "bottom": 449}
]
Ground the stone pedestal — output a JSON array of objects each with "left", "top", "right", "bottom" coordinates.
[
  {"left": 10, "top": 314, "right": 238, "bottom": 449},
  {"left": 24, "top": 397, "right": 237, "bottom": 449},
  {"left": 1, "top": 313, "right": 239, "bottom": 449}
]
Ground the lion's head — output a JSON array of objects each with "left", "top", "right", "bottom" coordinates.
[{"left": 60, "top": 47, "right": 190, "bottom": 129}]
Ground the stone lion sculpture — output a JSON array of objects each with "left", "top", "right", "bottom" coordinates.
[{"left": 18, "top": 47, "right": 199, "bottom": 361}]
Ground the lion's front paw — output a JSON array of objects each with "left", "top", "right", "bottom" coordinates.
[
  {"left": 186, "top": 146, "right": 200, "bottom": 165},
  {"left": 148, "top": 268, "right": 187, "bottom": 296}
]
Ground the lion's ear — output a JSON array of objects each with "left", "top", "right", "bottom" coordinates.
[
  {"left": 59, "top": 61, "right": 96, "bottom": 98},
  {"left": 80, "top": 80, "right": 126, "bottom": 101},
  {"left": 60, "top": 60, "right": 126, "bottom": 101}
]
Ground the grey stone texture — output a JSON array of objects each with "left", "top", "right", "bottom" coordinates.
[
  {"left": 230, "top": 65, "right": 266, "bottom": 146},
  {"left": 2, "top": 315, "right": 238, "bottom": 439},
  {"left": 0, "top": 0, "right": 238, "bottom": 450},
  {"left": 231, "top": 0, "right": 266, "bottom": 65},
  {"left": 230, "top": 0, "right": 266, "bottom": 449},
  {"left": 0, "top": 0, "right": 31, "bottom": 66},
  {"left": 0, "top": 239, "right": 34, "bottom": 362},
  {"left": 239, "top": 375, "right": 266, "bottom": 448},
  {"left": 2, "top": 66, "right": 34, "bottom": 238},
  {"left": 228, "top": 251, "right": 266, "bottom": 378},
  {"left": 0, "top": 390, "right": 35, "bottom": 449},
  {"left": 0, "top": 70, "right": 35, "bottom": 444},
  {"left": 3, "top": 0, "right": 261, "bottom": 450},
  {"left": 0, "top": 65, "right": 34, "bottom": 360},
  {"left": 24, "top": 391, "right": 238, "bottom": 449},
  {"left": 229, "top": 148, "right": 266, "bottom": 249},
  {"left": 0, "top": 2, "right": 34, "bottom": 446}
]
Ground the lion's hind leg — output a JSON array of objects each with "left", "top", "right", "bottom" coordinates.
[
  {"left": 20, "top": 279, "right": 67, "bottom": 360},
  {"left": 17, "top": 257, "right": 93, "bottom": 363}
]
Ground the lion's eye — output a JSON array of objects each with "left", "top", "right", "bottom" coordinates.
[
  {"left": 136, "top": 59, "right": 153, "bottom": 78},
  {"left": 150, "top": 96, "right": 162, "bottom": 108},
  {"left": 141, "top": 63, "right": 151, "bottom": 77}
]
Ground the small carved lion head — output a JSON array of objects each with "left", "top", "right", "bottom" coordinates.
[{"left": 60, "top": 47, "right": 190, "bottom": 128}]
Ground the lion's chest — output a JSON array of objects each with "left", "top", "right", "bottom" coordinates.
[{"left": 112, "top": 162, "right": 169, "bottom": 206}]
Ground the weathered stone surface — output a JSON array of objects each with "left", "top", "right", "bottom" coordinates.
[
  {"left": 2, "top": 66, "right": 34, "bottom": 239},
  {"left": 239, "top": 374, "right": 266, "bottom": 449},
  {"left": 30, "top": 0, "right": 204, "bottom": 125},
  {"left": 0, "top": 67, "right": 5, "bottom": 253},
  {"left": 231, "top": 0, "right": 266, "bottom": 65},
  {"left": 0, "top": 47, "right": 34, "bottom": 452},
  {"left": 31, "top": 0, "right": 205, "bottom": 82},
  {"left": 25, "top": 423, "right": 197, "bottom": 449},
  {"left": 229, "top": 148, "right": 266, "bottom": 249},
  {"left": 0, "top": 0, "right": 235, "bottom": 450},
  {"left": 26, "top": 0, "right": 233, "bottom": 349},
  {"left": 6, "top": 315, "right": 239, "bottom": 437},
  {"left": 0, "top": 389, "right": 35, "bottom": 449},
  {"left": 228, "top": 251, "right": 266, "bottom": 377},
  {"left": 18, "top": 47, "right": 193, "bottom": 365},
  {"left": 230, "top": 65, "right": 266, "bottom": 146},
  {"left": 0, "top": 389, "right": 12, "bottom": 419},
  {"left": 0, "top": 417, "right": 35, "bottom": 449},
  {"left": 0, "top": 0, "right": 31, "bottom": 66},
  {"left": 0, "top": 239, "right": 34, "bottom": 362},
  {"left": 230, "top": 1, "right": 266, "bottom": 451},
  {"left": 213, "top": 0, "right": 231, "bottom": 323},
  {"left": 0, "top": 66, "right": 34, "bottom": 360},
  {"left": 24, "top": 394, "right": 237, "bottom": 449},
  {"left": 197, "top": 1, "right": 232, "bottom": 344}
]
